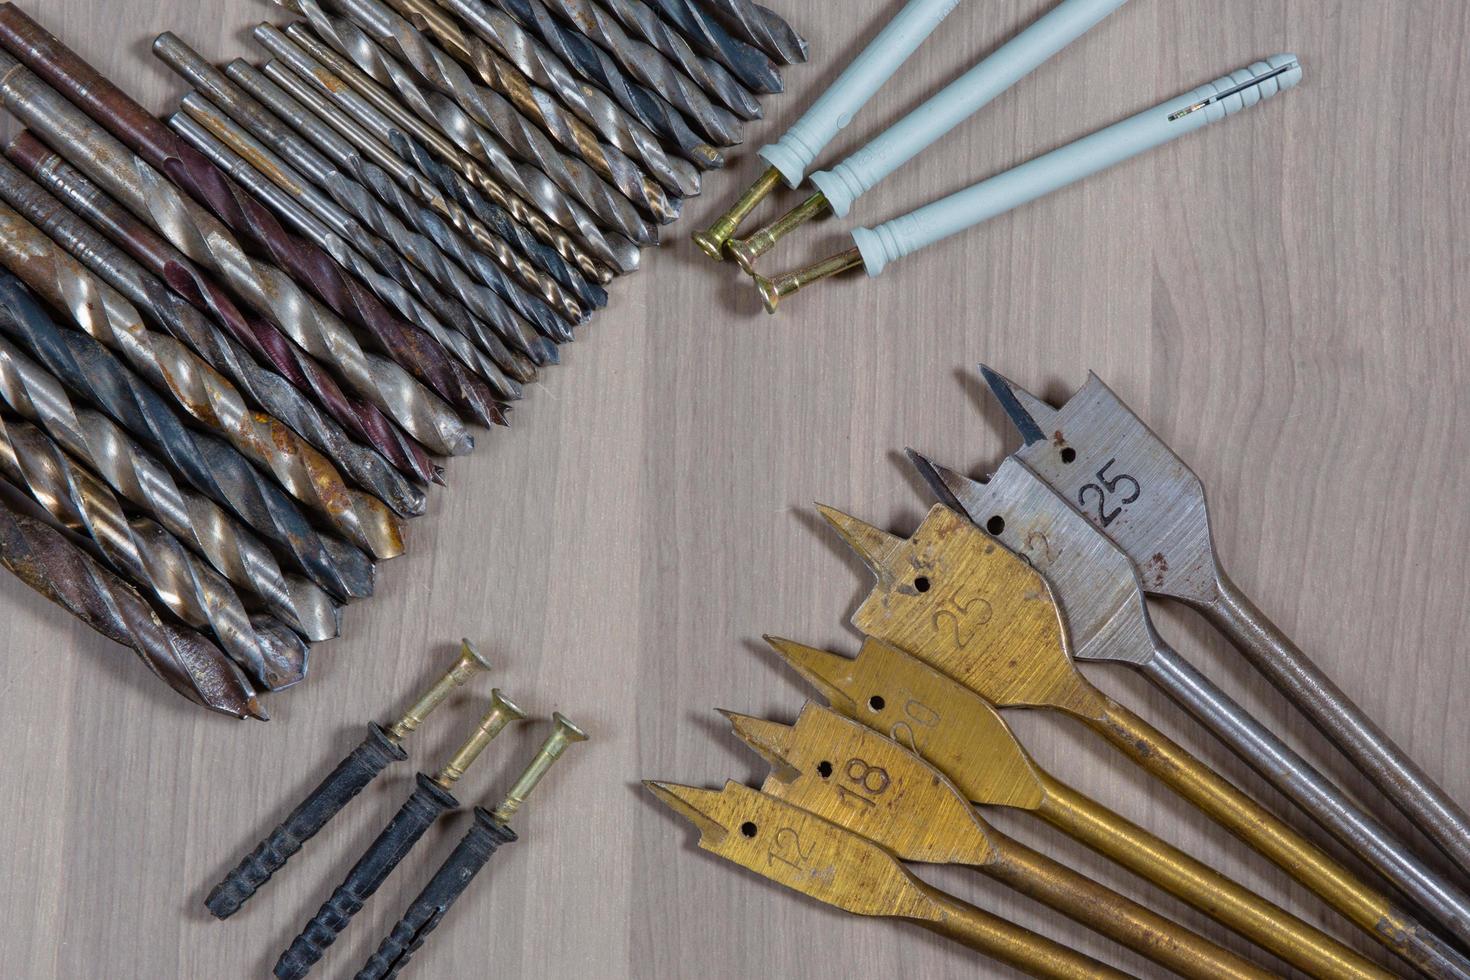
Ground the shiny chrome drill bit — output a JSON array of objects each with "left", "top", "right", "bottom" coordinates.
[
  {"left": 0, "top": 332, "right": 350, "bottom": 619},
  {"left": 0, "top": 413, "right": 310, "bottom": 687},
  {"left": 4, "top": 135, "right": 450, "bottom": 480},
  {"left": 0, "top": 486, "right": 265, "bottom": 720},
  {"left": 270, "top": 21, "right": 638, "bottom": 275},
  {"left": 0, "top": 204, "right": 407, "bottom": 562},
  {"left": 475, "top": 0, "right": 724, "bottom": 167},
  {"left": 701, "top": 0, "right": 808, "bottom": 64},
  {"left": 0, "top": 21, "right": 502, "bottom": 430},
  {"left": 635, "top": 0, "right": 782, "bottom": 93},
  {"left": 0, "top": 294, "right": 375, "bottom": 602},
  {"left": 595, "top": 0, "right": 764, "bottom": 117}
]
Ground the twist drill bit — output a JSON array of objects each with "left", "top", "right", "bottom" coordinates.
[
  {"left": 595, "top": 0, "right": 764, "bottom": 116},
  {"left": 0, "top": 18, "right": 503, "bottom": 430},
  {"left": 0, "top": 206, "right": 406, "bottom": 561},
  {"left": 0, "top": 486, "right": 265, "bottom": 720},
  {"left": 474, "top": 0, "right": 722, "bottom": 168},
  {"left": 0, "top": 413, "right": 310, "bottom": 688},
  {"left": 357, "top": 713, "right": 587, "bottom": 980},
  {"left": 276, "top": 689, "right": 527, "bottom": 979},
  {"left": 270, "top": 22, "right": 638, "bottom": 276},
  {"left": 0, "top": 153, "right": 427, "bottom": 520},
  {"left": 0, "top": 297, "right": 374, "bottom": 602},
  {"left": 5, "top": 141, "right": 443, "bottom": 485},
  {"left": 206, "top": 641, "right": 491, "bottom": 918},
  {"left": 0, "top": 332, "right": 349, "bottom": 620},
  {"left": 700, "top": 0, "right": 808, "bottom": 64},
  {"left": 636, "top": 0, "right": 782, "bottom": 94}
]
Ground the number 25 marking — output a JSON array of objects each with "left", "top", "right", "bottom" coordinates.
[{"left": 1077, "top": 458, "right": 1141, "bottom": 528}]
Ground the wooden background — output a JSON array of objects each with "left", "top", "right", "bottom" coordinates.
[{"left": 0, "top": 0, "right": 1466, "bottom": 976}]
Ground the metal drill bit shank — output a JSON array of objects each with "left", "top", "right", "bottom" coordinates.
[
  {"left": 701, "top": 0, "right": 808, "bottom": 64},
  {"left": 595, "top": 0, "right": 765, "bottom": 115},
  {"left": 636, "top": 0, "right": 782, "bottom": 93}
]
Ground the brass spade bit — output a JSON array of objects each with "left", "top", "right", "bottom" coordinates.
[
  {"left": 817, "top": 502, "right": 1470, "bottom": 979},
  {"left": 644, "top": 779, "right": 1138, "bottom": 979},
  {"left": 979, "top": 365, "right": 1470, "bottom": 883},
  {"left": 764, "top": 636, "right": 1393, "bottom": 980},
  {"left": 721, "top": 702, "right": 1274, "bottom": 980},
  {"left": 909, "top": 451, "right": 1470, "bottom": 947}
]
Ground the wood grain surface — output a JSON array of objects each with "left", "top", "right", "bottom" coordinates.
[{"left": 0, "top": 0, "right": 1465, "bottom": 976}]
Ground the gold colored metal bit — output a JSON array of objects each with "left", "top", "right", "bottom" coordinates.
[
  {"left": 491, "top": 712, "right": 588, "bottom": 823},
  {"left": 386, "top": 639, "right": 493, "bottom": 743},
  {"left": 431, "top": 689, "right": 527, "bottom": 789},
  {"left": 814, "top": 504, "right": 1466, "bottom": 979},
  {"left": 644, "top": 779, "right": 1136, "bottom": 979},
  {"left": 725, "top": 190, "right": 831, "bottom": 274},
  {"left": 692, "top": 164, "right": 782, "bottom": 259}
]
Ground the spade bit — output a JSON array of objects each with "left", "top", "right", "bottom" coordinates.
[
  {"left": 909, "top": 451, "right": 1470, "bottom": 946},
  {"left": 765, "top": 636, "right": 1393, "bottom": 980},
  {"left": 723, "top": 702, "right": 1275, "bottom": 979},
  {"left": 817, "top": 502, "right": 1470, "bottom": 978},
  {"left": 979, "top": 365, "right": 1470, "bottom": 884},
  {"left": 645, "top": 779, "right": 1137, "bottom": 978}
]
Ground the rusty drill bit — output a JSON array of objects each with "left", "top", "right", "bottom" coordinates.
[
  {"left": 595, "top": 0, "right": 764, "bottom": 116},
  {"left": 0, "top": 332, "right": 347, "bottom": 622},
  {"left": 4, "top": 136, "right": 448, "bottom": 483},
  {"left": 269, "top": 22, "right": 638, "bottom": 277},
  {"left": 701, "top": 0, "right": 807, "bottom": 64},
  {"left": 0, "top": 213, "right": 406, "bottom": 562},
  {"left": 473, "top": 0, "right": 723, "bottom": 168},
  {"left": 0, "top": 17, "right": 503, "bottom": 430},
  {"left": 0, "top": 485, "right": 265, "bottom": 720},
  {"left": 392, "top": 0, "right": 701, "bottom": 196},
  {"left": 0, "top": 413, "right": 311, "bottom": 687},
  {"left": 0, "top": 292, "right": 375, "bottom": 602},
  {"left": 635, "top": 0, "right": 782, "bottom": 93}
]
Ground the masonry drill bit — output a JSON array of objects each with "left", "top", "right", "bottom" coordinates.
[
  {"left": 0, "top": 16, "right": 503, "bottom": 429},
  {"left": 637, "top": 0, "right": 781, "bottom": 94},
  {"left": 701, "top": 0, "right": 807, "bottom": 64},
  {"left": 276, "top": 689, "right": 527, "bottom": 979},
  {"left": 767, "top": 637, "right": 1396, "bottom": 980},
  {"left": 356, "top": 713, "right": 587, "bottom": 980},
  {"left": 725, "top": 704, "right": 1276, "bottom": 980},
  {"left": 646, "top": 780, "right": 1136, "bottom": 978},
  {"left": 477, "top": 0, "right": 723, "bottom": 168},
  {"left": 270, "top": 21, "right": 638, "bottom": 275},
  {"left": 0, "top": 413, "right": 310, "bottom": 688},
  {"left": 206, "top": 640, "right": 491, "bottom": 918},
  {"left": 817, "top": 501, "right": 1470, "bottom": 979},
  {"left": 0, "top": 486, "right": 265, "bottom": 720},
  {"left": 595, "top": 0, "right": 764, "bottom": 117},
  {"left": 0, "top": 300, "right": 374, "bottom": 602}
]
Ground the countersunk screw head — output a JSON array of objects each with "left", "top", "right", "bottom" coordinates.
[
  {"left": 386, "top": 638, "right": 492, "bottom": 742},
  {"left": 491, "top": 712, "right": 589, "bottom": 824},
  {"left": 433, "top": 688, "right": 528, "bottom": 788}
]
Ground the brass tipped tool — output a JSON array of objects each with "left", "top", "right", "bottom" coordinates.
[
  {"left": 816, "top": 502, "right": 1470, "bottom": 979},
  {"left": 205, "top": 641, "right": 492, "bottom": 919},
  {"left": 693, "top": 164, "right": 781, "bottom": 259},
  {"left": 645, "top": 779, "right": 1136, "bottom": 979},
  {"left": 726, "top": 189, "right": 830, "bottom": 273},
  {"left": 752, "top": 245, "right": 862, "bottom": 313},
  {"left": 491, "top": 711, "right": 588, "bottom": 822},
  {"left": 276, "top": 689, "right": 527, "bottom": 979}
]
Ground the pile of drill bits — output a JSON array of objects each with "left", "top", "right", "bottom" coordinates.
[
  {"left": 0, "top": 0, "right": 804, "bottom": 715},
  {"left": 205, "top": 640, "right": 588, "bottom": 980},
  {"left": 647, "top": 366, "right": 1470, "bottom": 979}
]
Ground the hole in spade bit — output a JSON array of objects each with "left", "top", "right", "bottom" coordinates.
[
  {"left": 868, "top": 695, "right": 886, "bottom": 712},
  {"left": 817, "top": 761, "right": 833, "bottom": 778},
  {"left": 740, "top": 821, "right": 758, "bottom": 838},
  {"left": 914, "top": 576, "right": 930, "bottom": 593},
  {"left": 986, "top": 515, "right": 1006, "bottom": 535},
  {"left": 1060, "top": 447, "right": 1076, "bottom": 464}
]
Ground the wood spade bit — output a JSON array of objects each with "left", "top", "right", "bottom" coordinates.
[
  {"left": 765, "top": 636, "right": 1393, "bottom": 980},
  {"left": 978, "top": 365, "right": 1470, "bottom": 884},
  {"left": 205, "top": 641, "right": 491, "bottom": 918},
  {"left": 644, "top": 779, "right": 1137, "bottom": 979},
  {"left": 816, "top": 502, "right": 1470, "bottom": 978},
  {"left": 722, "top": 702, "right": 1274, "bottom": 980},
  {"left": 910, "top": 451, "right": 1470, "bottom": 947},
  {"left": 275, "top": 687, "right": 527, "bottom": 980}
]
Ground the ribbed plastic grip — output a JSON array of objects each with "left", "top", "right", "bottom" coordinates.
[
  {"left": 757, "top": 0, "right": 962, "bottom": 186},
  {"left": 205, "top": 724, "right": 407, "bottom": 919},
  {"left": 355, "top": 809, "right": 518, "bottom": 980},
  {"left": 274, "top": 773, "right": 458, "bottom": 980},
  {"left": 853, "top": 53, "right": 1302, "bottom": 275}
]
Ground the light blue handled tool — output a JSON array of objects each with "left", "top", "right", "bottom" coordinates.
[
  {"left": 693, "top": 0, "right": 964, "bottom": 258},
  {"left": 728, "top": 0, "right": 1129, "bottom": 273},
  {"left": 754, "top": 54, "right": 1302, "bottom": 312}
]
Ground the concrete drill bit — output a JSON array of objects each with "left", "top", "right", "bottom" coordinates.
[
  {"left": 0, "top": 486, "right": 265, "bottom": 720},
  {"left": 701, "top": 0, "right": 808, "bottom": 64},
  {"left": 0, "top": 292, "right": 375, "bottom": 602},
  {"left": 0, "top": 332, "right": 348, "bottom": 621},
  {"left": 3, "top": 135, "right": 449, "bottom": 482},
  {"left": 0, "top": 23, "right": 503, "bottom": 430},
  {"left": 391, "top": 0, "right": 701, "bottom": 196},
  {"left": 636, "top": 0, "right": 780, "bottom": 93},
  {"left": 474, "top": 0, "right": 724, "bottom": 168},
  {"left": 282, "top": 0, "right": 662, "bottom": 243},
  {"left": 595, "top": 0, "right": 764, "bottom": 116},
  {"left": 267, "top": 21, "right": 629, "bottom": 279},
  {"left": 0, "top": 413, "right": 311, "bottom": 687},
  {"left": 0, "top": 216, "right": 406, "bottom": 562}
]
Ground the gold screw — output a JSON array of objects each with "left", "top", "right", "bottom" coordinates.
[
  {"left": 692, "top": 165, "right": 783, "bottom": 260},
  {"left": 752, "top": 246, "right": 865, "bottom": 314},
  {"left": 491, "top": 712, "right": 589, "bottom": 823},
  {"left": 385, "top": 639, "right": 493, "bottom": 743},
  {"left": 432, "top": 688, "right": 528, "bottom": 789},
  {"left": 726, "top": 191, "right": 833, "bottom": 275}
]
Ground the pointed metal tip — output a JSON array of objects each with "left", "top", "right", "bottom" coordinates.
[
  {"left": 643, "top": 780, "right": 728, "bottom": 842},
  {"left": 814, "top": 504, "right": 902, "bottom": 575},
  {"left": 430, "top": 465, "right": 448, "bottom": 486},
  {"left": 245, "top": 697, "right": 270, "bottom": 721},
  {"left": 719, "top": 709, "right": 794, "bottom": 765},
  {"left": 977, "top": 364, "right": 1050, "bottom": 445},
  {"left": 904, "top": 448, "right": 965, "bottom": 514},
  {"left": 761, "top": 636, "right": 858, "bottom": 714}
]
